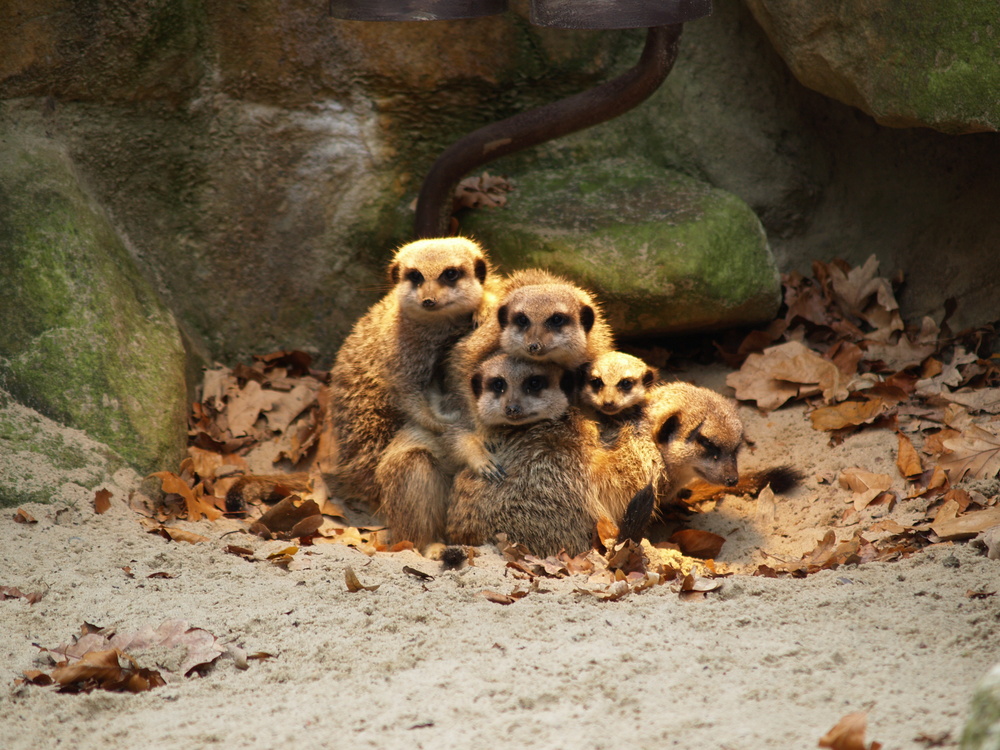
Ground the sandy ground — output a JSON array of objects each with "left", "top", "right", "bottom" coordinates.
[{"left": 2, "top": 365, "right": 999, "bottom": 750}]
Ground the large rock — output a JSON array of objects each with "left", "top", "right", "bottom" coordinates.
[
  {"left": 964, "top": 662, "right": 1000, "bottom": 750},
  {"left": 0, "top": 124, "right": 188, "bottom": 473},
  {"left": 459, "top": 158, "right": 780, "bottom": 336},
  {"left": 743, "top": 0, "right": 1000, "bottom": 134},
  {"left": 0, "top": 390, "right": 135, "bottom": 508}
]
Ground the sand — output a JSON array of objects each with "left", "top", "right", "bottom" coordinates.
[{"left": 2, "top": 364, "right": 998, "bottom": 750}]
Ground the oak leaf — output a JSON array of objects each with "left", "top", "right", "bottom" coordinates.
[{"left": 938, "top": 424, "right": 1000, "bottom": 482}]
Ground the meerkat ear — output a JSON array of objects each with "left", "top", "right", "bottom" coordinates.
[
  {"left": 471, "top": 373, "right": 483, "bottom": 400},
  {"left": 643, "top": 368, "right": 657, "bottom": 388},
  {"left": 497, "top": 304, "right": 509, "bottom": 329},
  {"left": 656, "top": 415, "right": 680, "bottom": 445},
  {"left": 474, "top": 258, "right": 487, "bottom": 284},
  {"left": 559, "top": 369, "right": 577, "bottom": 399},
  {"left": 388, "top": 261, "right": 401, "bottom": 285},
  {"left": 580, "top": 304, "right": 595, "bottom": 333}
]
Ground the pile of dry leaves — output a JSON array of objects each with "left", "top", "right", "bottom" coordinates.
[{"left": 718, "top": 255, "right": 1000, "bottom": 575}]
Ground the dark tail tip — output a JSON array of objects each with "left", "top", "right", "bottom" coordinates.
[
  {"left": 440, "top": 545, "right": 468, "bottom": 570},
  {"left": 616, "top": 482, "right": 657, "bottom": 545},
  {"left": 764, "top": 465, "right": 804, "bottom": 494}
]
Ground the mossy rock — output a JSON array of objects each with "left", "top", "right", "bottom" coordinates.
[
  {"left": 0, "top": 391, "right": 133, "bottom": 508},
  {"left": 963, "top": 662, "right": 1000, "bottom": 750},
  {"left": 0, "top": 125, "right": 188, "bottom": 474},
  {"left": 459, "top": 158, "right": 780, "bottom": 337}
]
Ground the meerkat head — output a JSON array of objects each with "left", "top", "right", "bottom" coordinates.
[
  {"left": 388, "top": 237, "right": 490, "bottom": 322},
  {"left": 496, "top": 283, "right": 600, "bottom": 369},
  {"left": 649, "top": 383, "right": 744, "bottom": 489},
  {"left": 471, "top": 354, "right": 575, "bottom": 427},
  {"left": 582, "top": 351, "right": 658, "bottom": 416}
]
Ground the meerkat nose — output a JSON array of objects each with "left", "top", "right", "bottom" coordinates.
[
  {"left": 504, "top": 404, "right": 522, "bottom": 417},
  {"left": 422, "top": 298, "right": 436, "bottom": 309},
  {"left": 725, "top": 474, "right": 738, "bottom": 487},
  {"left": 602, "top": 401, "right": 615, "bottom": 411},
  {"left": 527, "top": 343, "right": 541, "bottom": 354}
]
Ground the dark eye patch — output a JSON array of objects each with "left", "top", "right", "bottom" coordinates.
[
  {"left": 696, "top": 434, "right": 722, "bottom": 459},
  {"left": 406, "top": 270, "right": 424, "bottom": 285},
  {"left": 524, "top": 375, "right": 548, "bottom": 393},
  {"left": 489, "top": 377, "right": 507, "bottom": 395},
  {"left": 546, "top": 312, "right": 570, "bottom": 329},
  {"left": 618, "top": 378, "right": 634, "bottom": 393},
  {"left": 439, "top": 267, "right": 462, "bottom": 284},
  {"left": 589, "top": 377, "right": 604, "bottom": 391},
  {"left": 513, "top": 312, "right": 530, "bottom": 329}
]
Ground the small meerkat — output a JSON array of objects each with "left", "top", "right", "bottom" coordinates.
[
  {"left": 446, "top": 354, "right": 600, "bottom": 558},
  {"left": 580, "top": 351, "right": 658, "bottom": 436},
  {"left": 445, "top": 269, "right": 615, "bottom": 477},
  {"left": 324, "top": 237, "right": 495, "bottom": 511},
  {"left": 580, "top": 352, "right": 663, "bottom": 526}
]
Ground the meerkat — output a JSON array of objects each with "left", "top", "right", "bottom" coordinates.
[
  {"left": 578, "top": 351, "right": 664, "bottom": 526},
  {"left": 580, "top": 351, "right": 659, "bottom": 438},
  {"left": 446, "top": 353, "right": 600, "bottom": 558},
  {"left": 444, "top": 269, "right": 615, "bottom": 478},
  {"left": 323, "top": 236, "right": 495, "bottom": 512},
  {"left": 615, "top": 381, "right": 800, "bottom": 543}
]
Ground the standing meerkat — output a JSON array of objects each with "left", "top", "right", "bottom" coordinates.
[
  {"left": 323, "top": 237, "right": 495, "bottom": 512},
  {"left": 444, "top": 269, "right": 615, "bottom": 478},
  {"left": 446, "top": 353, "right": 600, "bottom": 558}
]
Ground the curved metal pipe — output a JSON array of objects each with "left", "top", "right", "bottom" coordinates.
[{"left": 414, "top": 24, "right": 683, "bottom": 238}]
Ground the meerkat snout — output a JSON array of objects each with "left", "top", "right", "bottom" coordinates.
[{"left": 422, "top": 298, "right": 436, "bottom": 309}]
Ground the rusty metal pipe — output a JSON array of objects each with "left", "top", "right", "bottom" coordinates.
[{"left": 414, "top": 24, "right": 683, "bottom": 238}]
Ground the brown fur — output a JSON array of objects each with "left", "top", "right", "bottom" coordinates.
[
  {"left": 323, "top": 237, "right": 495, "bottom": 511},
  {"left": 647, "top": 382, "right": 745, "bottom": 503},
  {"left": 446, "top": 354, "right": 599, "bottom": 557},
  {"left": 445, "top": 269, "right": 614, "bottom": 476}
]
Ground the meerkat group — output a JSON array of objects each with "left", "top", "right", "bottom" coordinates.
[{"left": 322, "top": 237, "right": 796, "bottom": 557}]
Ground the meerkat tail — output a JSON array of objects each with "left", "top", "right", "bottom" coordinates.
[
  {"left": 679, "top": 465, "right": 803, "bottom": 505},
  {"left": 616, "top": 482, "right": 657, "bottom": 545}
]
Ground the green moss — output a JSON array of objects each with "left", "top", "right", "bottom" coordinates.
[
  {"left": 460, "top": 158, "right": 779, "bottom": 335},
  {"left": 0, "top": 126, "right": 188, "bottom": 473}
]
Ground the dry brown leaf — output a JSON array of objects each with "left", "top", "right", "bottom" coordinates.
[
  {"left": 896, "top": 433, "right": 923, "bottom": 478},
  {"left": 938, "top": 387, "right": 1000, "bottom": 414},
  {"left": 1, "top": 585, "right": 45, "bottom": 604},
  {"left": 149, "top": 526, "right": 209, "bottom": 545},
  {"left": 819, "top": 710, "right": 881, "bottom": 750},
  {"left": 669, "top": 529, "right": 725, "bottom": 559},
  {"left": 344, "top": 566, "right": 379, "bottom": 592},
  {"left": 479, "top": 588, "right": 530, "bottom": 605},
  {"left": 938, "top": 423, "right": 1000, "bottom": 482},
  {"left": 931, "top": 508, "right": 1000, "bottom": 540},
  {"left": 13, "top": 508, "right": 36, "bottom": 524},
  {"left": 93, "top": 488, "right": 112, "bottom": 514},
  {"left": 810, "top": 399, "right": 891, "bottom": 431},
  {"left": 728, "top": 341, "right": 847, "bottom": 410},
  {"left": 148, "top": 471, "right": 222, "bottom": 522},
  {"left": 256, "top": 495, "right": 322, "bottom": 535},
  {"left": 839, "top": 468, "right": 893, "bottom": 511}
]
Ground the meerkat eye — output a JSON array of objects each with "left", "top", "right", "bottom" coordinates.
[
  {"left": 618, "top": 378, "right": 634, "bottom": 393},
  {"left": 439, "top": 267, "right": 461, "bottom": 283},
  {"left": 589, "top": 377, "right": 604, "bottom": 391},
  {"left": 406, "top": 270, "right": 424, "bottom": 285},
  {"left": 513, "top": 312, "right": 530, "bottom": 329},
  {"left": 489, "top": 378, "right": 507, "bottom": 395},
  {"left": 524, "top": 375, "right": 548, "bottom": 393},
  {"left": 696, "top": 435, "right": 721, "bottom": 460},
  {"left": 546, "top": 312, "right": 568, "bottom": 328}
]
